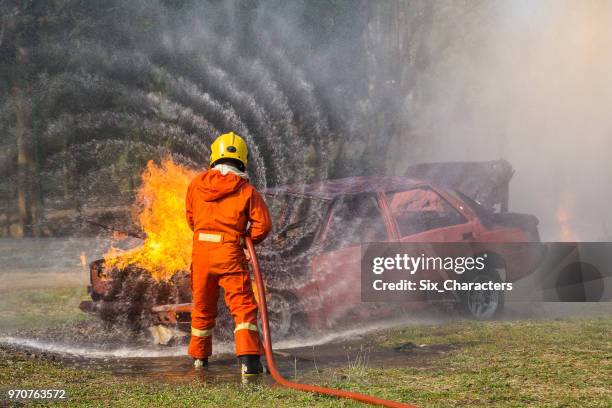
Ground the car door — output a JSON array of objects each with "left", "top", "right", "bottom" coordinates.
[
  {"left": 306, "top": 193, "right": 391, "bottom": 327},
  {"left": 383, "top": 187, "right": 479, "bottom": 289}
]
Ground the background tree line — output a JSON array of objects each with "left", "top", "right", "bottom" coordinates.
[{"left": 0, "top": 0, "right": 484, "bottom": 237}]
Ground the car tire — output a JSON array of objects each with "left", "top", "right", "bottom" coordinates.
[{"left": 459, "top": 268, "right": 505, "bottom": 320}]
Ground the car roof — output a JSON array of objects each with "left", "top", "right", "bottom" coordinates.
[{"left": 264, "top": 176, "right": 429, "bottom": 200}]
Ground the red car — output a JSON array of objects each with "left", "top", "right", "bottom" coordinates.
[
  {"left": 258, "top": 176, "right": 543, "bottom": 336},
  {"left": 82, "top": 173, "right": 544, "bottom": 340}
]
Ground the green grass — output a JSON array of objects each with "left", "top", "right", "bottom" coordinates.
[
  {"left": 348, "top": 317, "right": 612, "bottom": 407},
  {"left": 1, "top": 317, "right": 610, "bottom": 407},
  {"left": 0, "top": 287, "right": 91, "bottom": 330}
]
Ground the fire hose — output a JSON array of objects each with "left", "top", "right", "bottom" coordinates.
[{"left": 245, "top": 237, "right": 418, "bottom": 408}]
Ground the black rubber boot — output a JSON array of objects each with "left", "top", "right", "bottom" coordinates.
[{"left": 238, "top": 355, "right": 262, "bottom": 376}]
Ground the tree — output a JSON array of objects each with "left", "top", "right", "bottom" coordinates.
[{"left": 1, "top": 0, "right": 40, "bottom": 237}]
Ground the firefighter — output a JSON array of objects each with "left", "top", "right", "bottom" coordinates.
[{"left": 186, "top": 131, "right": 272, "bottom": 375}]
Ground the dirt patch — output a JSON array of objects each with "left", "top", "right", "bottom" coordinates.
[
  {"left": 0, "top": 271, "right": 88, "bottom": 292},
  {"left": 280, "top": 336, "right": 457, "bottom": 373}
]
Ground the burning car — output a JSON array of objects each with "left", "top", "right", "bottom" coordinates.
[
  {"left": 258, "top": 175, "right": 543, "bottom": 332},
  {"left": 80, "top": 160, "right": 544, "bottom": 341}
]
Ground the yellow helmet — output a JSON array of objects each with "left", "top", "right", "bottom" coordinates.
[{"left": 209, "top": 131, "right": 248, "bottom": 169}]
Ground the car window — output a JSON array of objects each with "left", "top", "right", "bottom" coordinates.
[
  {"left": 323, "top": 194, "right": 388, "bottom": 250},
  {"left": 264, "top": 194, "right": 328, "bottom": 251},
  {"left": 450, "top": 189, "right": 495, "bottom": 228},
  {"left": 386, "top": 188, "right": 467, "bottom": 236}
]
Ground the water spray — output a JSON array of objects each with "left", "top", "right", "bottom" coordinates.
[{"left": 246, "top": 237, "right": 418, "bottom": 408}]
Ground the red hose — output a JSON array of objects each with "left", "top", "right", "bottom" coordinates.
[{"left": 245, "top": 237, "right": 418, "bottom": 408}]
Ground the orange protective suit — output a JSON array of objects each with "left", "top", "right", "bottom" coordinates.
[{"left": 186, "top": 168, "right": 271, "bottom": 359}]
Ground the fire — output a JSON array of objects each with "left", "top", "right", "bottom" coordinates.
[
  {"left": 79, "top": 251, "right": 88, "bottom": 269},
  {"left": 104, "top": 158, "right": 198, "bottom": 281},
  {"left": 556, "top": 195, "right": 580, "bottom": 242}
]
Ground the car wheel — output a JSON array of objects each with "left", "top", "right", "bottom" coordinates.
[
  {"left": 460, "top": 268, "right": 505, "bottom": 320},
  {"left": 266, "top": 291, "right": 293, "bottom": 339}
]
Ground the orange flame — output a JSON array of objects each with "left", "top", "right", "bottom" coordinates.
[
  {"left": 79, "top": 251, "right": 88, "bottom": 269},
  {"left": 555, "top": 194, "right": 579, "bottom": 242},
  {"left": 104, "top": 158, "right": 197, "bottom": 281}
]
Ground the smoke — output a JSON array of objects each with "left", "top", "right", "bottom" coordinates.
[
  {"left": 4, "top": 1, "right": 610, "bottom": 240},
  {"left": 389, "top": 0, "right": 612, "bottom": 241}
]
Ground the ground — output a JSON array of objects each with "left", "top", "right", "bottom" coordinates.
[{"left": 0, "top": 287, "right": 610, "bottom": 407}]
